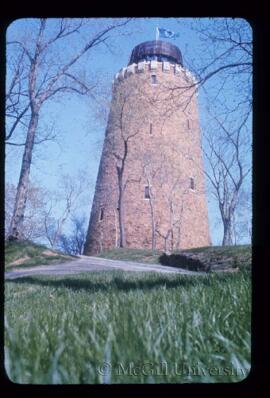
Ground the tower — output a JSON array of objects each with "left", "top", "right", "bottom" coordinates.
[{"left": 84, "top": 40, "right": 211, "bottom": 255}]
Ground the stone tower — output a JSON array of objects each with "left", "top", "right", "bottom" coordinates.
[{"left": 84, "top": 40, "right": 211, "bottom": 255}]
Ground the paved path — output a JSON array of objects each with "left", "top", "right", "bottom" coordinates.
[{"left": 5, "top": 255, "right": 206, "bottom": 280}]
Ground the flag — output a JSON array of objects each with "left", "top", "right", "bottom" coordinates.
[{"left": 157, "top": 27, "right": 179, "bottom": 39}]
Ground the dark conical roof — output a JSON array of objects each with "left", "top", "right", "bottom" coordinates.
[{"left": 129, "top": 40, "right": 183, "bottom": 66}]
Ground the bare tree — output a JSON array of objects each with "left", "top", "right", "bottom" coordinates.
[
  {"left": 148, "top": 177, "right": 188, "bottom": 254},
  {"left": 156, "top": 161, "right": 188, "bottom": 253},
  {"left": 203, "top": 110, "right": 251, "bottom": 246},
  {"left": 141, "top": 146, "right": 191, "bottom": 253},
  {"left": 6, "top": 18, "right": 131, "bottom": 240},
  {"left": 58, "top": 215, "right": 87, "bottom": 255},
  {"left": 106, "top": 80, "right": 152, "bottom": 247},
  {"left": 142, "top": 160, "right": 157, "bottom": 251},
  {"left": 230, "top": 186, "right": 252, "bottom": 245},
  {"left": 43, "top": 173, "right": 86, "bottom": 249},
  {"left": 173, "top": 18, "right": 252, "bottom": 106},
  {"left": 5, "top": 181, "right": 47, "bottom": 241},
  {"left": 170, "top": 18, "right": 252, "bottom": 246}
]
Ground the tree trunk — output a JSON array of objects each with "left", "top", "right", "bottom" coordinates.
[
  {"left": 114, "top": 209, "right": 119, "bottom": 247},
  {"left": 118, "top": 186, "right": 126, "bottom": 247},
  {"left": 116, "top": 163, "right": 126, "bottom": 248},
  {"left": 151, "top": 220, "right": 156, "bottom": 251},
  {"left": 98, "top": 230, "right": 103, "bottom": 253},
  {"left": 222, "top": 218, "right": 233, "bottom": 246},
  {"left": 149, "top": 197, "right": 156, "bottom": 251},
  {"left": 8, "top": 111, "right": 39, "bottom": 240},
  {"left": 170, "top": 228, "right": 174, "bottom": 253}
]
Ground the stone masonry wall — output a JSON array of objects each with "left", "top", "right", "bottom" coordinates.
[{"left": 84, "top": 60, "right": 211, "bottom": 255}]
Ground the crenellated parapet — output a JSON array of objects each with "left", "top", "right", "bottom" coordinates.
[{"left": 113, "top": 60, "right": 198, "bottom": 86}]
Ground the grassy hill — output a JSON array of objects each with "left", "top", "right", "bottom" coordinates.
[
  {"left": 5, "top": 240, "right": 251, "bottom": 274},
  {"left": 97, "top": 245, "right": 251, "bottom": 273},
  {"left": 5, "top": 269, "right": 251, "bottom": 383},
  {"left": 5, "top": 240, "right": 76, "bottom": 270},
  {"left": 5, "top": 242, "right": 251, "bottom": 383}
]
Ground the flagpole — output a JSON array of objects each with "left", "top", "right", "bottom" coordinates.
[{"left": 156, "top": 27, "right": 159, "bottom": 41}]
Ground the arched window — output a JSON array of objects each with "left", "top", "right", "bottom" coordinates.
[{"left": 190, "top": 177, "right": 195, "bottom": 190}]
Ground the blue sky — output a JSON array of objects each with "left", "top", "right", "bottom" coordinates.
[{"left": 6, "top": 18, "right": 252, "bottom": 245}]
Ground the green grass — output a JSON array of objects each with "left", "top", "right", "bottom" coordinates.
[
  {"left": 5, "top": 240, "right": 76, "bottom": 270},
  {"left": 96, "top": 247, "right": 162, "bottom": 264},
  {"left": 5, "top": 270, "right": 251, "bottom": 384},
  {"left": 97, "top": 245, "right": 252, "bottom": 272},
  {"left": 181, "top": 245, "right": 252, "bottom": 270}
]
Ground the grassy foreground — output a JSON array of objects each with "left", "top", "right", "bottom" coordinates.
[
  {"left": 5, "top": 270, "right": 251, "bottom": 384},
  {"left": 5, "top": 240, "right": 76, "bottom": 270}
]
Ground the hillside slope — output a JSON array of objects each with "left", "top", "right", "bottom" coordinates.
[
  {"left": 97, "top": 245, "right": 251, "bottom": 272},
  {"left": 5, "top": 240, "right": 76, "bottom": 270}
]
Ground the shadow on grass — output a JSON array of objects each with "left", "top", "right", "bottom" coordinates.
[{"left": 6, "top": 272, "right": 234, "bottom": 293}]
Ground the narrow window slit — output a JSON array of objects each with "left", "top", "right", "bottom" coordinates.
[
  {"left": 151, "top": 75, "right": 157, "bottom": 84},
  {"left": 145, "top": 186, "right": 150, "bottom": 199},
  {"left": 99, "top": 208, "right": 104, "bottom": 221}
]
